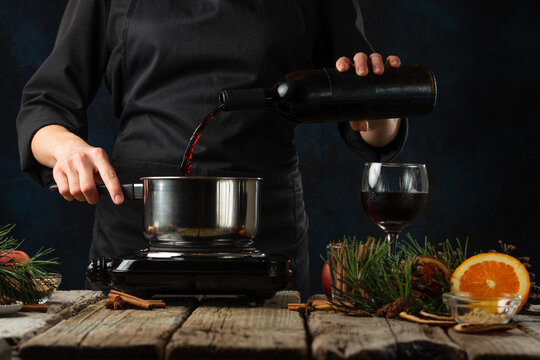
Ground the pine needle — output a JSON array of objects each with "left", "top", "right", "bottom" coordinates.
[
  {"left": 0, "top": 224, "right": 60, "bottom": 304},
  {"left": 325, "top": 234, "right": 469, "bottom": 316}
]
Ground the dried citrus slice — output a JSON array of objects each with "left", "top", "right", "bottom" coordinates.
[{"left": 451, "top": 253, "right": 530, "bottom": 311}]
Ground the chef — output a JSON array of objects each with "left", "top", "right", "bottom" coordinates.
[{"left": 16, "top": 0, "right": 406, "bottom": 300}]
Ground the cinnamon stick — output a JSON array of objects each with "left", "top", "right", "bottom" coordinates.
[
  {"left": 146, "top": 299, "right": 167, "bottom": 308},
  {"left": 107, "top": 290, "right": 166, "bottom": 310},
  {"left": 287, "top": 303, "right": 305, "bottom": 311},
  {"left": 106, "top": 294, "right": 125, "bottom": 310},
  {"left": 21, "top": 304, "right": 48, "bottom": 312},
  {"left": 312, "top": 299, "right": 332, "bottom": 310},
  {"left": 338, "top": 244, "right": 345, "bottom": 292},
  {"left": 359, "top": 244, "right": 366, "bottom": 262},
  {"left": 109, "top": 290, "right": 152, "bottom": 309}
]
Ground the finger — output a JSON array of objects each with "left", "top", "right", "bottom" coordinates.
[
  {"left": 64, "top": 163, "right": 85, "bottom": 202},
  {"left": 52, "top": 167, "right": 74, "bottom": 201},
  {"left": 350, "top": 120, "right": 369, "bottom": 132},
  {"left": 77, "top": 164, "right": 100, "bottom": 205},
  {"left": 369, "top": 53, "right": 385, "bottom": 74},
  {"left": 336, "top": 57, "right": 351, "bottom": 72},
  {"left": 70, "top": 151, "right": 101, "bottom": 204},
  {"left": 92, "top": 148, "right": 124, "bottom": 205},
  {"left": 353, "top": 52, "right": 369, "bottom": 75},
  {"left": 386, "top": 55, "right": 401, "bottom": 68}
]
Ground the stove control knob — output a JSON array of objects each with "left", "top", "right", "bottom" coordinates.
[{"left": 86, "top": 257, "right": 112, "bottom": 285}]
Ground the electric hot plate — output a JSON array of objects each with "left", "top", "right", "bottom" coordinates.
[{"left": 87, "top": 248, "right": 291, "bottom": 305}]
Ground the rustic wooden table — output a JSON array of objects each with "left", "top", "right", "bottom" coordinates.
[{"left": 2, "top": 290, "right": 539, "bottom": 360}]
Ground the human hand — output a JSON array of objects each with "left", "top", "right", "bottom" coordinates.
[
  {"left": 32, "top": 125, "right": 123, "bottom": 205},
  {"left": 52, "top": 142, "right": 123, "bottom": 205},
  {"left": 335, "top": 52, "right": 401, "bottom": 133}
]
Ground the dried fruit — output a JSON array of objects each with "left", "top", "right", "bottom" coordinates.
[
  {"left": 398, "top": 311, "right": 456, "bottom": 326},
  {"left": 411, "top": 255, "right": 450, "bottom": 293},
  {"left": 451, "top": 253, "right": 531, "bottom": 312}
]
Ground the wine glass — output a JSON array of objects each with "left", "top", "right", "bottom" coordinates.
[{"left": 361, "top": 162, "right": 428, "bottom": 253}]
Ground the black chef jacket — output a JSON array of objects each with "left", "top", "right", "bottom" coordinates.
[{"left": 16, "top": 0, "right": 408, "bottom": 300}]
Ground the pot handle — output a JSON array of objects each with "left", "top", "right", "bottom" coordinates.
[{"left": 48, "top": 183, "right": 144, "bottom": 200}]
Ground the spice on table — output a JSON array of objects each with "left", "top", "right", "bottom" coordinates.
[
  {"left": 21, "top": 304, "right": 48, "bottom": 312},
  {"left": 288, "top": 300, "right": 331, "bottom": 313},
  {"left": 105, "top": 290, "right": 166, "bottom": 310},
  {"left": 399, "top": 311, "right": 456, "bottom": 326},
  {"left": 288, "top": 299, "right": 370, "bottom": 316},
  {"left": 376, "top": 296, "right": 407, "bottom": 318},
  {"left": 453, "top": 322, "right": 517, "bottom": 333},
  {"left": 0, "top": 297, "right": 16, "bottom": 305},
  {"left": 419, "top": 309, "right": 454, "bottom": 321},
  {"left": 456, "top": 307, "right": 507, "bottom": 325}
]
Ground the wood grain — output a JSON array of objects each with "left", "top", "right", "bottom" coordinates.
[
  {"left": 0, "top": 290, "right": 105, "bottom": 346},
  {"left": 515, "top": 314, "right": 540, "bottom": 342},
  {"left": 309, "top": 312, "right": 398, "bottom": 359},
  {"left": 166, "top": 291, "right": 307, "bottom": 359},
  {"left": 448, "top": 326, "right": 540, "bottom": 360},
  {"left": 19, "top": 297, "right": 198, "bottom": 360},
  {"left": 7, "top": 291, "right": 540, "bottom": 360},
  {"left": 309, "top": 312, "right": 468, "bottom": 360},
  {"left": 386, "top": 318, "right": 465, "bottom": 360}
]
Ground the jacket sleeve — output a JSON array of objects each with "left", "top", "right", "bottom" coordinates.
[
  {"left": 312, "top": 0, "right": 408, "bottom": 162},
  {"left": 15, "top": 0, "right": 110, "bottom": 186}
]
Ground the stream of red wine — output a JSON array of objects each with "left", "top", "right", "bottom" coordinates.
[{"left": 180, "top": 104, "right": 223, "bottom": 176}]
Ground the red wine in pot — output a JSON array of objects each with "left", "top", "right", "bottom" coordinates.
[
  {"left": 361, "top": 191, "right": 428, "bottom": 234},
  {"left": 180, "top": 104, "right": 223, "bottom": 176}
]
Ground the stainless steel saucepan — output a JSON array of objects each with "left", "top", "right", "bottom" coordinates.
[{"left": 51, "top": 176, "right": 261, "bottom": 250}]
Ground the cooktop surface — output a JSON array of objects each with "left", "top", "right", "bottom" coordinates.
[{"left": 87, "top": 248, "right": 291, "bottom": 305}]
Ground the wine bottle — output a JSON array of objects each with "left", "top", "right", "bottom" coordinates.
[{"left": 219, "top": 64, "right": 437, "bottom": 123}]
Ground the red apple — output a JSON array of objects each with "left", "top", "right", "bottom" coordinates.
[
  {"left": 321, "top": 260, "right": 332, "bottom": 299},
  {"left": 0, "top": 250, "right": 31, "bottom": 265}
]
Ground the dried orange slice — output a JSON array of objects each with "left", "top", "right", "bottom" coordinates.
[{"left": 451, "top": 253, "right": 530, "bottom": 311}]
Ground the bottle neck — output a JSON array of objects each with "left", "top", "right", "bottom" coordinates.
[{"left": 219, "top": 88, "right": 275, "bottom": 111}]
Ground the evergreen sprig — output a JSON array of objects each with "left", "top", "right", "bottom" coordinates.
[
  {"left": 0, "top": 224, "right": 60, "bottom": 304},
  {"left": 325, "top": 234, "right": 468, "bottom": 315}
]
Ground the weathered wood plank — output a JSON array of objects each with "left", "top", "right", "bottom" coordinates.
[
  {"left": 448, "top": 326, "right": 540, "bottom": 360},
  {"left": 516, "top": 314, "right": 540, "bottom": 342},
  {"left": 309, "top": 311, "right": 468, "bottom": 360},
  {"left": 386, "top": 318, "right": 466, "bottom": 360},
  {"left": 0, "top": 290, "right": 105, "bottom": 346},
  {"left": 19, "top": 297, "right": 198, "bottom": 360},
  {"left": 309, "top": 312, "right": 398, "bottom": 359},
  {"left": 166, "top": 291, "right": 307, "bottom": 360}
]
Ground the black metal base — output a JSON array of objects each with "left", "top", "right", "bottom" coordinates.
[{"left": 87, "top": 249, "right": 291, "bottom": 304}]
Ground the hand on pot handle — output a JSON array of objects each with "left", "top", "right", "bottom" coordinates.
[
  {"left": 48, "top": 183, "right": 143, "bottom": 201},
  {"left": 31, "top": 125, "right": 124, "bottom": 205}
]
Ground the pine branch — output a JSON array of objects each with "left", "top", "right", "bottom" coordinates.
[
  {"left": 0, "top": 224, "right": 60, "bottom": 304},
  {"left": 325, "top": 234, "right": 469, "bottom": 316}
]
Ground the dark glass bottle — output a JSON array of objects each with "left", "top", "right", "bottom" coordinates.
[{"left": 219, "top": 64, "right": 437, "bottom": 123}]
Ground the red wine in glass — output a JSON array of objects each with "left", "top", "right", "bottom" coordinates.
[
  {"left": 361, "top": 191, "right": 428, "bottom": 235},
  {"left": 180, "top": 104, "right": 223, "bottom": 176}
]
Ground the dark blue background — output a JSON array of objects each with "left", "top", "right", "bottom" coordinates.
[{"left": 1, "top": 1, "right": 539, "bottom": 296}]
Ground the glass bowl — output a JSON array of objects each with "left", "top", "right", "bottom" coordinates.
[
  {"left": 37, "top": 272, "right": 62, "bottom": 303},
  {"left": 442, "top": 292, "right": 521, "bottom": 324}
]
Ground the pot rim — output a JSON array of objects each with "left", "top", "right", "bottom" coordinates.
[{"left": 139, "top": 176, "right": 263, "bottom": 181}]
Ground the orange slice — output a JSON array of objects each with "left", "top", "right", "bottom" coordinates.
[{"left": 451, "top": 253, "right": 530, "bottom": 311}]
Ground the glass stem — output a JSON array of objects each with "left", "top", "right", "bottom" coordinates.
[{"left": 386, "top": 232, "right": 400, "bottom": 255}]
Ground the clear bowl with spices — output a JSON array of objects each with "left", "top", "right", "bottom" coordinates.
[
  {"left": 442, "top": 292, "right": 521, "bottom": 324},
  {"left": 36, "top": 272, "right": 62, "bottom": 303}
]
